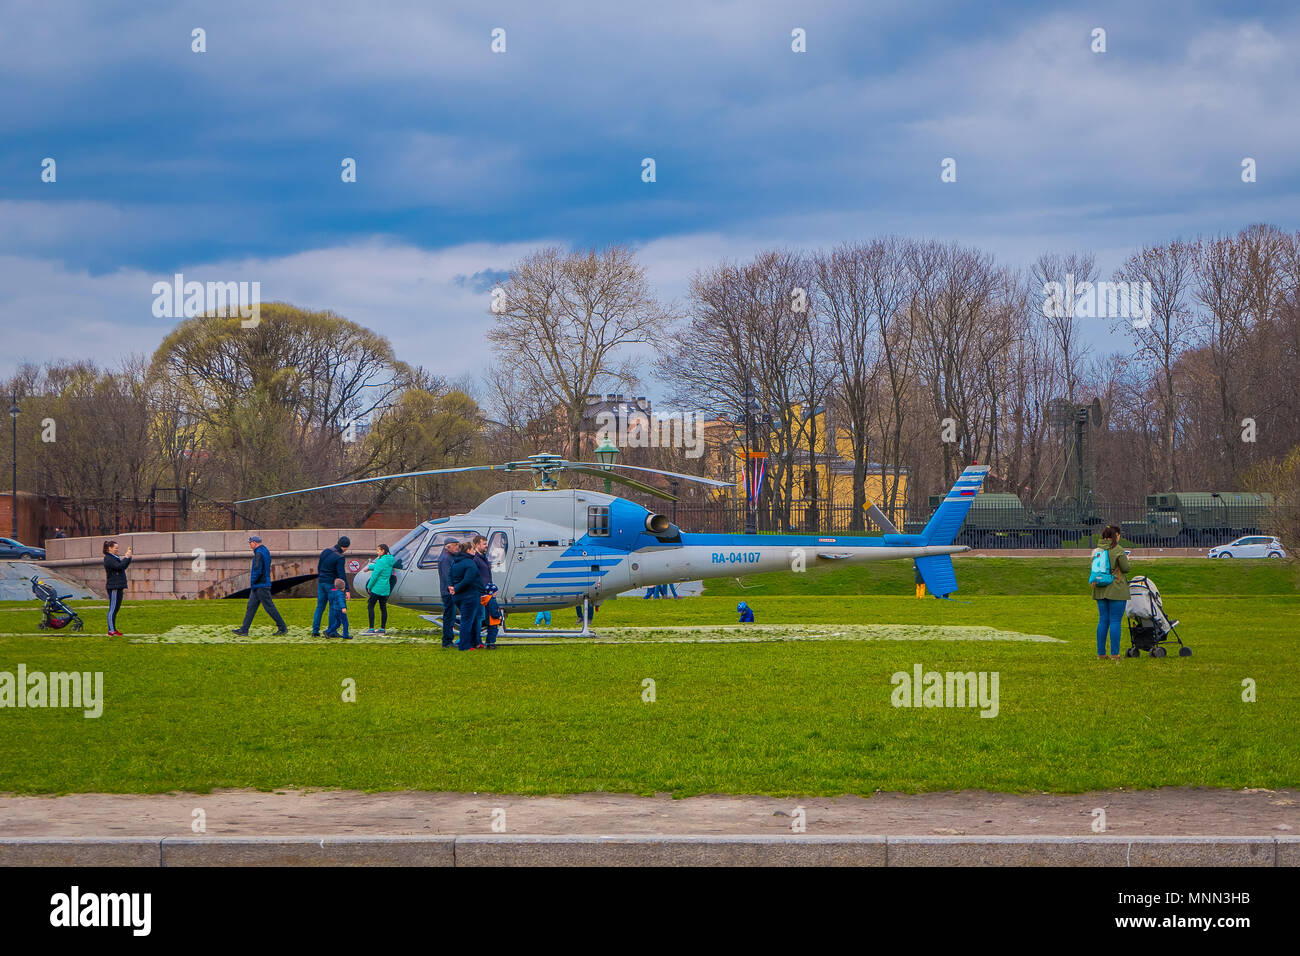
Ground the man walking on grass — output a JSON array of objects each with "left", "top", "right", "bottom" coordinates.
[{"left": 232, "top": 535, "right": 288, "bottom": 636}]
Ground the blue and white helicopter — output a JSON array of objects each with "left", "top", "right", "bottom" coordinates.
[{"left": 237, "top": 454, "right": 989, "bottom": 634}]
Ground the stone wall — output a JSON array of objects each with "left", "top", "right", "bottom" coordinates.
[{"left": 40, "top": 529, "right": 392, "bottom": 599}]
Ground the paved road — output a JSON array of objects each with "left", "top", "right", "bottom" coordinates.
[{"left": 2, "top": 787, "right": 1295, "bottom": 838}]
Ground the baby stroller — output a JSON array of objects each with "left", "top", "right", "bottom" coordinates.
[
  {"left": 1124, "top": 575, "right": 1188, "bottom": 657},
  {"left": 30, "top": 575, "right": 84, "bottom": 632}
]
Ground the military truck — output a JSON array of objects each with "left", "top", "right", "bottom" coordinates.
[
  {"left": 904, "top": 491, "right": 1101, "bottom": 549},
  {"left": 1121, "top": 491, "right": 1274, "bottom": 546}
]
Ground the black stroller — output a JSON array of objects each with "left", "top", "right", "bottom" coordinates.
[
  {"left": 30, "top": 575, "right": 84, "bottom": 632},
  {"left": 1125, "top": 575, "right": 1189, "bottom": 658}
]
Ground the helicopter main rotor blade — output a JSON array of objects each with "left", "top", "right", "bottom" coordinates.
[
  {"left": 566, "top": 466, "right": 678, "bottom": 501},
  {"left": 565, "top": 462, "right": 731, "bottom": 488},
  {"left": 235, "top": 456, "right": 729, "bottom": 506},
  {"left": 234, "top": 464, "right": 516, "bottom": 505}
]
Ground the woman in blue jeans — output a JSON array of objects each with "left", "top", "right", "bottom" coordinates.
[{"left": 1091, "top": 524, "right": 1131, "bottom": 660}]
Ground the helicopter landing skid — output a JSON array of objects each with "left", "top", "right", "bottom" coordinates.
[
  {"left": 418, "top": 614, "right": 600, "bottom": 639},
  {"left": 499, "top": 626, "right": 600, "bottom": 639}
]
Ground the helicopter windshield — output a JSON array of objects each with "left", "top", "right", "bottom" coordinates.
[{"left": 389, "top": 525, "right": 430, "bottom": 570}]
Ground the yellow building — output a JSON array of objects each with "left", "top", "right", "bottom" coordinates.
[{"left": 711, "top": 406, "right": 910, "bottom": 528}]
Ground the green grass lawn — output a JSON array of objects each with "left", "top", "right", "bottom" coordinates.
[
  {"left": 0, "top": 558, "right": 1296, "bottom": 795},
  {"left": 702, "top": 553, "right": 1300, "bottom": 597}
]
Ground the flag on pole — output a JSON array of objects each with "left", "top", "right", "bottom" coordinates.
[{"left": 744, "top": 452, "right": 767, "bottom": 508}]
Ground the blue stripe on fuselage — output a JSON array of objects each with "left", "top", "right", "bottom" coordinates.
[{"left": 677, "top": 532, "right": 916, "bottom": 549}]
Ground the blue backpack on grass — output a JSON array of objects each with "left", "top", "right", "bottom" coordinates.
[{"left": 1089, "top": 548, "right": 1114, "bottom": 586}]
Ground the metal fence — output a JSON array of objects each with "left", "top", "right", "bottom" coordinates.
[{"left": 666, "top": 499, "right": 1294, "bottom": 549}]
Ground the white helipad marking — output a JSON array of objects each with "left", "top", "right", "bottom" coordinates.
[
  {"left": 567, "top": 624, "right": 1064, "bottom": 644},
  {"left": 133, "top": 623, "right": 1065, "bottom": 646}
]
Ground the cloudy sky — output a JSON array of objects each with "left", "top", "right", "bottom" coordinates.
[{"left": 2, "top": 0, "right": 1297, "bottom": 385}]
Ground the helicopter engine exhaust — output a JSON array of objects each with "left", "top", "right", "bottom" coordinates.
[{"left": 645, "top": 513, "right": 672, "bottom": 535}]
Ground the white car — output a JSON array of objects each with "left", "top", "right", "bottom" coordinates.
[{"left": 1207, "top": 536, "right": 1287, "bottom": 559}]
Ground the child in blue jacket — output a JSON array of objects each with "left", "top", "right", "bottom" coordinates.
[{"left": 325, "top": 577, "right": 351, "bottom": 639}]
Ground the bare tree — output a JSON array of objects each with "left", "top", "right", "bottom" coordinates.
[
  {"left": 655, "top": 251, "right": 825, "bottom": 530},
  {"left": 1113, "top": 239, "right": 1197, "bottom": 491},
  {"left": 1032, "top": 251, "right": 1098, "bottom": 402},
  {"left": 815, "top": 238, "right": 913, "bottom": 527},
  {"left": 489, "top": 245, "right": 673, "bottom": 461},
  {"left": 998, "top": 272, "right": 1062, "bottom": 504},
  {"left": 19, "top": 361, "right": 161, "bottom": 534},
  {"left": 907, "top": 241, "right": 1014, "bottom": 486},
  {"left": 1194, "top": 234, "right": 1253, "bottom": 483}
]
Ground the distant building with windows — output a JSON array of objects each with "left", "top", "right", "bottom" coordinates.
[{"left": 714, "top": 404, "right": 910, "bottom": 526}]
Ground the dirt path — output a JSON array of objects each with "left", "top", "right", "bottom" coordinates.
[{"left": 1, "top": 788, "right": 1295, "bottom": 838}]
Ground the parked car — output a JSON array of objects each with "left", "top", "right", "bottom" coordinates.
[
  {"left": 0, "top": 537, "right": 46, "bottom": 560},
  {"left": 1207, "top": 535, "right": 1287, "bottom": 559}
]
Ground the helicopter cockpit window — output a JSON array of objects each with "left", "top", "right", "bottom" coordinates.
[
  {"left": 487, "top": 532, "right": 508, "bottom": 570},
  {"left": 418, "top": 531, "right": 479, "bottom": 569},
  {"left": 389, "top": 525, "right": 430, "bottom": 570},
  {"left": 587, "top": 506, "right": 610, "bottom": 536}
]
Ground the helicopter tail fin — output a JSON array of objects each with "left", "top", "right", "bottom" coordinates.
[
  {"left": 920, "top": 465, "right": 990, "bottom": 547},
  {"left": 913, "top": 554, "right": 958, "bottom": 598}
]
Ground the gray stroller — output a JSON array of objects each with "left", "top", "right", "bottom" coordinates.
[{"left": 1125, "top": 575, "right": 1190, "bottom": 658}]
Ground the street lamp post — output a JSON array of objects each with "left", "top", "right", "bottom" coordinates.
[
  {"left": 8, "top": 394, "right": 19, "bottom": 540},
  {"left": 594, "top": 436, "right": 620, "bottom": 494}
]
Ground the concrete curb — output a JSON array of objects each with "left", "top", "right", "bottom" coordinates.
[
  {"left": 1, "top": 835, "right": 1295, "bottom": 866},
  {"left": 0, "top": 838, "right": 162, "bottom": 867},
  {"left": 454, "top": 834, "right": 889, "bottom": 867},
  {"left": 162, "top": 836, "right": 456, "bottom": 867}
]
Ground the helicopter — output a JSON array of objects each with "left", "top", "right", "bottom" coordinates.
[{"left": 236, "top": 454, "right": 989, "bottom": 634}]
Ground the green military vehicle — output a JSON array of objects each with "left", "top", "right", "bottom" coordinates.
[
  {"left": 1121, "top": 491, "right": 1275, "bottom": 546},
  {"left": 904, "top": 491, "right": 1100, "bottom": 548}
]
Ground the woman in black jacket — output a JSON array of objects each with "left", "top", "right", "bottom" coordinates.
[{"left": 103, "top": 539, "right": 132, "bottom": 636}]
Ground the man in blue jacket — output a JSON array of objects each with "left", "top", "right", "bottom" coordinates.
[
  {"left": 233, "top": 535, "right": 288, "bottom": 635},
  {"left": 470, "top": 534, "right": 501, "bottom": 648},
  {"left": 311, "top": 536, "right": 350, "bottom": 637},
  {"left": 436, "top": 539, "right": 461, "bottom": 648},
  {"left": 448, "top": 545, "right": 486, "bottom": 650}
]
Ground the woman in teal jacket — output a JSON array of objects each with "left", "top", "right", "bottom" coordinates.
[{"left": 364, "top": 543, "right": 397, "bottom": 635}]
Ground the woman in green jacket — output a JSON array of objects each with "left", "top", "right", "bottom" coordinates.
[
  {"left": 1092, "top": 524, "right": 1131, "bottom": 660},
  {"left": 364, "top": 543, "right": 397, "bottom": 635}
]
